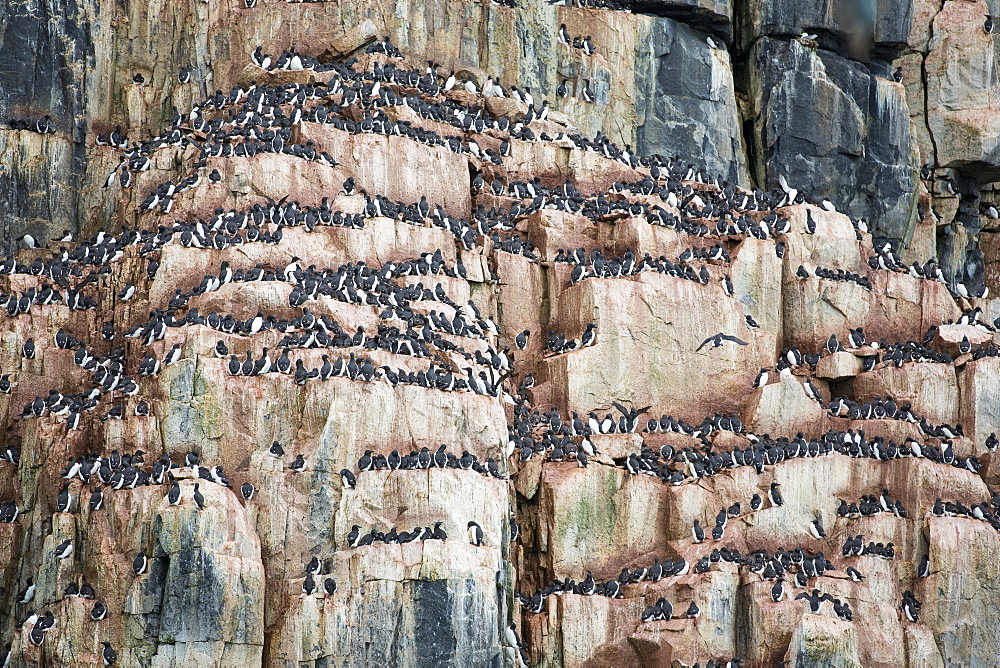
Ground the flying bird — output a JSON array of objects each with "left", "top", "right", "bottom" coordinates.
[{"left": 696, "top": 333, "right": 749, "bottom": 351}]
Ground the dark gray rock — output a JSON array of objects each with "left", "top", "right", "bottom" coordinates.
[
  {"left": 0, "top": 0, "right": 92, "bottom": 252},
  {"left": 402, "top": 578, "right": 503, "bottom": 667},
  {"left": 873, "top": 0, "right": 913, "bottom": 48},
  {"left": 631, "top": 0, "right": 733, "bottom": 40},
  {"left": 635, "top": 16, "right": 748, "bottom": 185},
  {"left": 125, "top": 555, "right": 169, "bottom": 665},
  {"left": 748, "top": 37, "right": 917, "bottom": 243},
  {"left": 159, "top": 548, "right": 226, "bottom": 643},
  {"left": 345, "top": 577, "right": 502, "bottom": 667},
  {"left": 736, "top": 0, "right": 912, "bottom": 53}
]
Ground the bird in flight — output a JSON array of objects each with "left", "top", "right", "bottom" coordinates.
[{"left": 696, "top": 333, "right": 749, "bottom": 351}]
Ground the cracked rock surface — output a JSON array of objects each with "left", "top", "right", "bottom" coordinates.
[{"left": 2, "top": 2, "right": 1000, "bottom": 668}]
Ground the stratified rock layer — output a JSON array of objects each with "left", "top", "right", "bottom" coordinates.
[{"left": 1, "top": 8, "right": 1000, "bottom": 668}]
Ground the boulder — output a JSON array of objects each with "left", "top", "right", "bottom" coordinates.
[{"left": 542, "top": 271, "right": 773, "bottom": 422}]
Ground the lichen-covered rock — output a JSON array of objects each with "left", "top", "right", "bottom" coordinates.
[{"left": 784, "top": 614, "right": 860, "bottom": 668}]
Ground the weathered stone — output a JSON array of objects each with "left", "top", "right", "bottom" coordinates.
[
  {"left": 534, "top": 463, "right": 669, "bottom": 581},
  {"left": 748, "top": 38, "right": 918, "bottom": 244},
  {"left": 330, "top": 19, "right": 377, "bottom": 55},
  {"left": 924, "top": 518, "right": 1000, "bottom": 666},
  {"left": 744, "top": 374, "right": 827, "bottom": 437},
  {"left": 634, "top": 16, "right": 747, "bottom": 184},
  {"left": 632, "top": 0, "right": 732, "bottom": 39},
  {"left": 785, "top": 614, "right": 860, "bottom": 668},
  {"left": 924, "top": 0, "right": 1000, "bottom": 180},
  {"left": 737, "top": 0, "right": 912, "bottom": 53},
  {"left": 846, "top": 362, "right": 958, "bottom": 426},
  {"left": 957, "top": 356, "right": 1000, "bottom": 450},
  {"left": 541, "top": 270, "right": 774, "bottom": 423},
  {"left": 7, "top": 4, "right": 1000, "bottom": 667},
  {"left": 816, "top": 351, "right": 862, "bottom": 381}
]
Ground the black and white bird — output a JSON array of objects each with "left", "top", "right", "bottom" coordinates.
[
  {"left": 163, "top": 343, "right": 182, "bottom": 366},
  {"left": 54, "top": 539, "right": 73, "bottom": 559},
  {"left": 692, "top": 519, "right": 705, "bottom": 543},
  {"left": 302, "top": 571, "right": 316, "bottom": 595},
  {"left": 558, "top": 23, "right": 571, "bottom": 45},
  {"left": 467, "top": 521, "right": 484, "bottom": 546},
  {"left": 56, "top": 483, "right": 73, "bottom": 513},
  {"left": 17, "top": 577, "right": 36, "bottom": 603},
  {"left": 101, "top": 641, "right": 117, "bottom": 665},
  {"left": 91, "top": 600, "right": 108, "bottom": 621},
  {"left": 696, "top": 333, "right": 748, "bottom": 351},
  {"left": 902, "top": 590, "right": 921, "bottom": 622},
  {"left": 89, "top": 488, "right": 104, "bottom": 511},
  {"left": 167, "top": 479, "right": 181, "bottom": 505},
  {"left": 768, "top": 482, "right": 784, "bottom": 506},
  {"left": 514, "top": 330, "right": 530, "bottom": 350},
  {"left": 193, "top": 483, "right": 206, "bottom": 510},
  {"left": 809, "top": 516, "right": 826, "bottom": 539},
  {"left": 771, "top": 578, "right": 785, "bottom": 602},
  {"left": 133, "top": 551, "right": 148, "bottom": 575}
]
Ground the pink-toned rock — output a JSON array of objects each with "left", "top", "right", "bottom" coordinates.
[
  {"left": 542, "top": 271, "right": 772, "bottom": 423},
  {"left": 846, "top": 362, "right": 958, "bottom": 425},
  {"left": 299, "top": 125, "right": 472, "bottom": 217},
  {"left": 817, "top": 351, "right": 863, "bottom": 380},
  {"left": 745, "top": 373, "right": 828, "bottom": 436},
  {"left": 925, "top": 0, "right": 1000, "bottom": 171},
  {"left": 957, "top": 356, "right": 1000, "bottom": 450},
  {"left": 534, "top": 463, "right": 669, "bottom": 582}
]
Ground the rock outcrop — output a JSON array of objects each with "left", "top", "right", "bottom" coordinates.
[
  {"left": 8, "top": 0, "right": 1000, "bottom": 257},
  {"left": 2, "top": 3, "right": 1000, "bottom": 668}
]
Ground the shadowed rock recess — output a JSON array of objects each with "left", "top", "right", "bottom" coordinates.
[{"left": 2, "top": 2, "right": 1000, "bottom": 668}]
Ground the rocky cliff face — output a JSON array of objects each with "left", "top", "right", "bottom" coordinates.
[{"left": 3, "top": 2, "right": 1000, "bottom": 668}]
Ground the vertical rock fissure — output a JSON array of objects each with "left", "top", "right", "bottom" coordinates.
[
  {"left": 920, "top": 6, "right": 943, "bottom": 172},
  {"left": 730, "top": 1, "right": 760, "bottom": 189}
]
